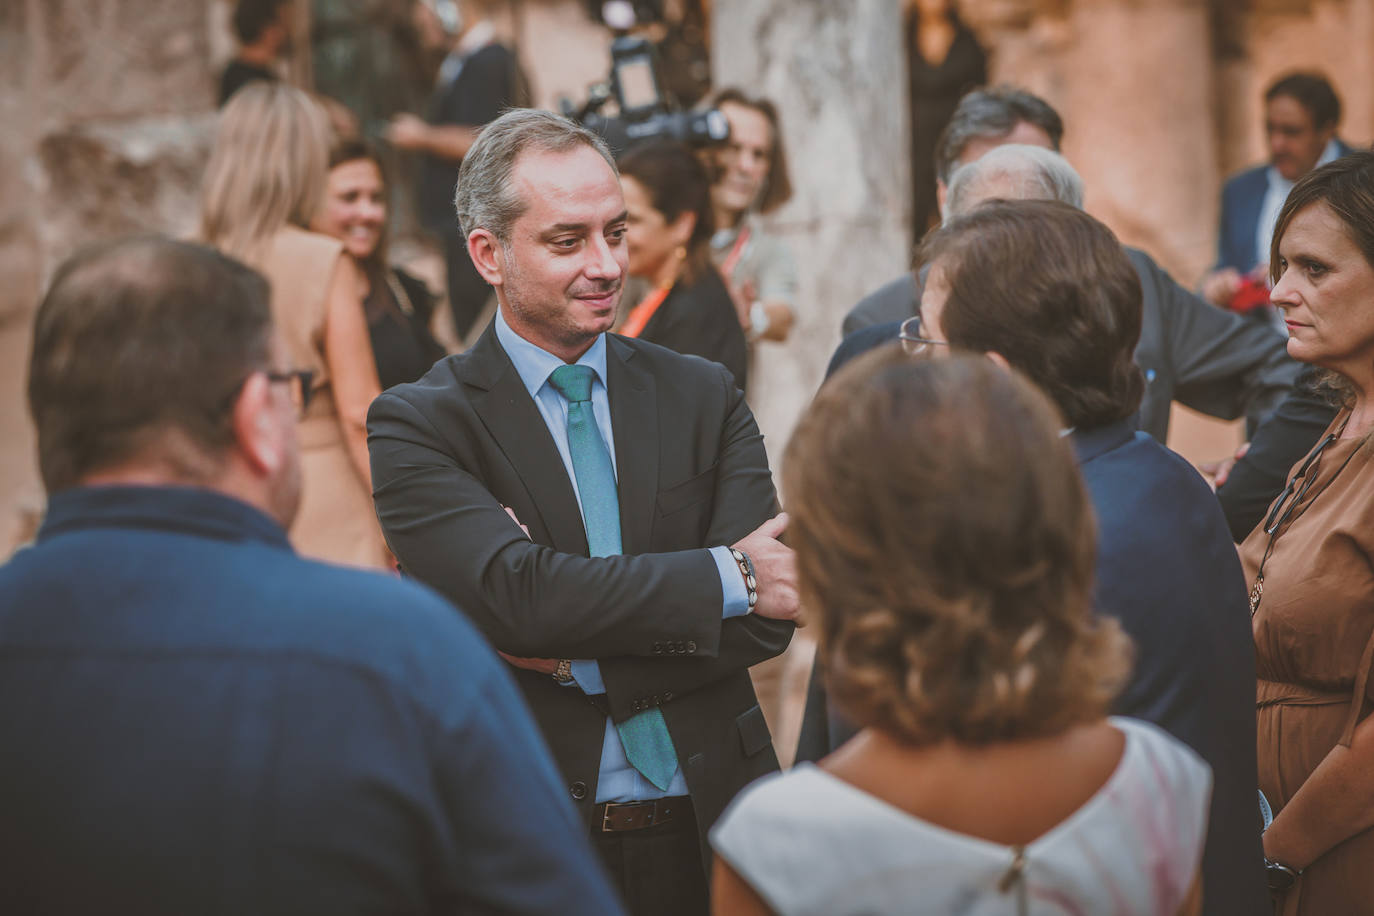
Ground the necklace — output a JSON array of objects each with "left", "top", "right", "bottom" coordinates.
[{"left": 1250, "top": 416, "right": 1360, "bottom": 616}]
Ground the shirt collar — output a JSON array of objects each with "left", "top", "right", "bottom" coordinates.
[
  {"left": 1070, "top": 416, "right": 1139, "bottom": 466},
  {"left": 494, "top": 308, "right": 608, "bottom": 399},
  {"left": 456, "top": 19, "right": 496, "bottom": 58},
  {"left": 37, "top": 484, "right": 292, "bottom": 551},
  {"left": 1267, "top": 138, "right": 1344, "bottom": 190}
]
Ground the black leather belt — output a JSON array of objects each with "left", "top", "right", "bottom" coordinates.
[{"left": 595, "top": 796, "right": 690, "bottom": 833}]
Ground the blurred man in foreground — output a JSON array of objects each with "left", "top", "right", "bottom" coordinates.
[{"left": 0, "top": 236, "right": 623, "bottom": 916}]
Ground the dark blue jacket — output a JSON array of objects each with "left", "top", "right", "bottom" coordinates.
[
  {"left": 1216, "top": 165, "right": 1270, "bottom": 274},
  {"left": 0, "top": 485, "right": 625, "bottom": 916},
  {"left": 1073, "top": 422, "right": 1267, "bottom": 916}
]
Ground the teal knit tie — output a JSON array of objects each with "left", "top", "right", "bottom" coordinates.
[{"left": 548, "top": 365, "right": 679, "bottom": 790}]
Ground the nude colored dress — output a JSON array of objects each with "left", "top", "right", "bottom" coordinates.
[
  {"left": 1241, "top": 407, "right": 1374, "bottom": 914},
  {"left": 255, "top": 226, "right": 390, "bottom": 570}
]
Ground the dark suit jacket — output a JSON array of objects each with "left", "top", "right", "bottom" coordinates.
[
  {"left": 840, "top": 247, "right": 1300, "bottom": 442},
  {"left": 1216, "top": 165, "right": 1271, "bottom": 275},
  {"left": 0, "top": 485, "right": 623, "bottom": 915},
  {"left": 797, "top": 422, "right": 1268, "bottom": 916},
  {"left": 1217, "top": 369, "right": 1339, "bottom": 541},
  {"left": 639, "top": 266, "right": 749, "bottom": 390},
  {"left": 1216, "top": 140, "right": 1353, "bottom": 274},
  {"left": 367, "top": 326, "right": 793, "bottom": 858}
]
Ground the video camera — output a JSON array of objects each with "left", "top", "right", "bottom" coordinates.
[{"left": 560, "top": 35, "right": 729, "bottom": 157}]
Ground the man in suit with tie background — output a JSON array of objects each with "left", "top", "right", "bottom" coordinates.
[{"left": 368, "top": 109, "right": 799, "bottom": 916}]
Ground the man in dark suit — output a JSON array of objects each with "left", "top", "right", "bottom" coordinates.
[
  {"left": 0, "top": 236, "right": 623, "bottom": 915},
  {"left": 1203, "top": 72, "right": 1352, "bottom": 309},
  {"left": 368, "top": 109, "right": 799, "bottom": 916},
  {"left": 843, "top": 86, "right": 1301, "bottom": 446}
]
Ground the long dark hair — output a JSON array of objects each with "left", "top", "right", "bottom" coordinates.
[
  {"left": 327, "top": 138, "right": 390, "bottom": 275},
  {"left": 617, "top": 139, "right": 716, "bottom": 281}
]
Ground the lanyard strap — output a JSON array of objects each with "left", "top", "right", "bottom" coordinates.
[
  {"left": 1250, "top": 423, "right": 1358, "bottom": 615},
  {"left": 719, "top": 224, "right": 752, "bottom": 282},
  {"left": 618, "top": 285, "right": 671, "bottom": 339}
]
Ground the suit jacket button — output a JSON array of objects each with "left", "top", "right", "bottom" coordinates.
[
  {"left": 686, "top": 640, "right": 697, "bottom": 653},
  {"left": 570, "top": 781, "right": 588, "bottom": 800}
]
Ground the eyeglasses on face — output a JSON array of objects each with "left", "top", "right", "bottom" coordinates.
[
  {"left": 263, "top": 369, "right": 315, "bottom": 416},
  {"left": 898, "top": 314, "right": 948, "bottom": 356},
  {"left": 224, "top": 368, "right": 315, "bottom": 419}
]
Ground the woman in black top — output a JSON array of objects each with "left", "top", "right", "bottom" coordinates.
[
  {"left": 312, "top": 140, "right": 446, "bottom": 391},
  {"left": 617, "top": 140, "right": 749, "bottom": 390},
  {"left": 908, "top": 0, "right": 986, "bottom": 234}
]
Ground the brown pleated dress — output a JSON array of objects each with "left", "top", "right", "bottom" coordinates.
[
  {"left": 254, "top": 226, "right": 390, "bottom": 571},
  {"left": 1240, "top": 408, "right": 1374, "bottom": 914}
]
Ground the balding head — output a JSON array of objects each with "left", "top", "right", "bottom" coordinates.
[
  {"left": 29, "top": 236, "right": 276, "bottom": 493},
  {"left": 944, "top": 144, "right": 1085, "bottom": 222}
]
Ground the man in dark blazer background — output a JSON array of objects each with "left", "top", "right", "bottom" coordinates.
[
  {"left": 843, "top": 86, "right": 1300, "bottom": 446},
  {"left": 0, "top": 236, "right": 622, "bottom": 915},
  {"left": 368, "top": 109, "right": 799, "bottom": 916},
  {"left": 1202, "top": 71, "right": 1352, "bottom": 310}
]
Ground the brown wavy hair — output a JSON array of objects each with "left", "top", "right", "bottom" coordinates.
[
  {"left": 919, "top": 199, "right": 1145, "bottom": 431},
  {"left": 784, "top": 350, "right": 1130, "bottom": 746}
]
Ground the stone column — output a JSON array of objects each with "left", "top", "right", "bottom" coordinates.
[
  {"left": 713, "top": 0, "right": 910, "bottom": 478},
  {"left": 712, "top": 0, "right": 910, "bottom": 763}
]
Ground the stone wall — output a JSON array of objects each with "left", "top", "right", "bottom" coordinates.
[{"left": 0, "top": 0, "right": 225, "bottom": 553}]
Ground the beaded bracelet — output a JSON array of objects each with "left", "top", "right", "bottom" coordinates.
[{"left": 729, "top": 547, "right": 759, "bottom": 611}]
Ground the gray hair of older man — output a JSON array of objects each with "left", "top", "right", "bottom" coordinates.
[
  {"left": 944, "top": 144, "right": 1085, "bottom": 222},
  {"left": 453, "top": 108, "right": 618, "bottom": 243},
  {"left": 933, "top": 87, "right": 1064, "bottom": 185}
]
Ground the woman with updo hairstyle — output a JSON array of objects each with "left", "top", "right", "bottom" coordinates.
[
  {"left": 616, "top": 139, "right": 749, "bottom": 389},
  {"left": 710, "top": 351, "right": 1208, "bottom": 916},
  {"left": 199, "top": 82, "right": 390, "bottom": 570}
]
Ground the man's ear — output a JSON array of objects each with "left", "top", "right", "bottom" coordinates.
[
  {"left": 936, "top": 180, "right": 949, "bottom": 220},
  {"left": 231, "top": 373, "right": 285, "bottom": 478},
  {"left": 985, "top": 351, "right": 1012, "bottom": 373},
  {"left": 468, "top": 229, "right": 506, "bottom": 286}
]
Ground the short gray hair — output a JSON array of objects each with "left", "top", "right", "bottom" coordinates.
[
  {"left": 934, "top": 87, "right": 1064, "bottom": 185},
  {"left": 453, "top": 108, "right": 617, "bottom": 241},
  {"left": 945, "top": 145, "right": 1085, "bottom": 220}
]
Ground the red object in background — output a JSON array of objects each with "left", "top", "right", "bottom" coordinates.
[{"left": 1228, "top": 275, "right": 1272, "bottom": 314}]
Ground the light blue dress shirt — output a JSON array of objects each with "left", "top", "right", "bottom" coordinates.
[{"left": 494, "top": 311, "right": 749, "bottom": 802}]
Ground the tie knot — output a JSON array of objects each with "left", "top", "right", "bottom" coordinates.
[{"left": 549, "top": 364, "right": 595, "bottom": 404}]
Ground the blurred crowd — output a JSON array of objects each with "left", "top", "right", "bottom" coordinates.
[{"left": 2, "top": 1, "right": 1373, "bottom": 915}]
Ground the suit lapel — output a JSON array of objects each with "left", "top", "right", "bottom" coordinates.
[
  {"left": 606, "top": 335, "right": 658, "bottom": 555},
  {"left": 465, "top": 327, "right": 589, "bottom": 555}
]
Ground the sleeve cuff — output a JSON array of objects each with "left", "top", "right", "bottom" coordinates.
[
  {"left": 569, "top": 659, "right": 605, "bottom": 695},
  {"left": 712, "top": 545, "right": 751, "bottom": 619}
]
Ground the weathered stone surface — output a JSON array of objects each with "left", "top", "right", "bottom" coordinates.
[{"left": 714, "top": 0, "right": 911, "bottom": 463}]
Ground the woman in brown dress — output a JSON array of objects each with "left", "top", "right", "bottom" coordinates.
[
  {"left": 1243, "top": 149, "right": 1374, "bottom": 912},
  {"left": 199, "top": 83, "right": 389, "bottom": 570}
]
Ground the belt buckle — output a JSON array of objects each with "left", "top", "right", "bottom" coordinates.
[
  {"left": 601, "top": 801, "right": 619, "bottom": 832},
  {"left": 601, "top": 800, "right": 655, "bottom": 832}
]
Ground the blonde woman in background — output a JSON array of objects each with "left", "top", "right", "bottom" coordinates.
[{"left": 200, "top": 82, "right": 389, "bottom": 570}]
